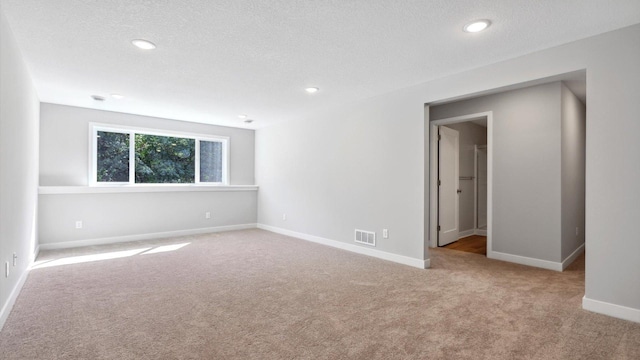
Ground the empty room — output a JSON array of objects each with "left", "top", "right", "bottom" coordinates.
[{"left": 1, "top": 1, "right": 639, "bottom": 359}]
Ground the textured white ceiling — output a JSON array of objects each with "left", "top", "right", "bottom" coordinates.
[{"left": 2, "top": 1, "right": 639, "bottom": 129}]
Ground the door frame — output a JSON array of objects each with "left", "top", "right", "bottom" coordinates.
[
  {"left": 474, "top": 144, "right": 488, "bottom": 233},
  {"left": 429, "top": 111, "right": 493, "bottom": 257}
]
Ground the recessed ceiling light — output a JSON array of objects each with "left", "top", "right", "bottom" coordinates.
[
  {"left": 463, "top": 20, "right": 491, "bottom": 33},
  {"left": 111, "top": 94, "right": 124, "bottom": 99},
  {"left": 238, "top": 114, "right": 248, "bottom": 119},
  {"left": 131, "top": 39, "right": 156, "bottom": 50},
  {"left": 305, "top": 87, "right": 319, "bottom": 93},
  {"left": 91, "top": 95, "right": 105, "bottom": 101}
]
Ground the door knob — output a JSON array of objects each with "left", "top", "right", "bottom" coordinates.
[{"left": 457, "top": 189, "right": 462, "bottom": 194}]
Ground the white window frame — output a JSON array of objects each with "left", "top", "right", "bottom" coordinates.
[{"left": 89, "top": 123, "right": 229, "bottom": 186}]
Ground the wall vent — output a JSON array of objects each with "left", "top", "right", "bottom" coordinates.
[{"left": 355, "top": 229, "right": 376, "bottom": 247}]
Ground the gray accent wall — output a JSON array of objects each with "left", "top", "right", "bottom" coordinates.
[
  {"left": 0, "top": 13, "right": 40, "bottom": 328},
  {"left": 38, "top": 104, "right": 257, "bottom": 247},
  {"left": 431, "top": 82, "right": 564, "bottom": 262},
  {"left": 442, "top": 122, "right": 487, "bottom": 234},
  {"left": 256, "top": 24, "right": 640, "bottom": 313}
]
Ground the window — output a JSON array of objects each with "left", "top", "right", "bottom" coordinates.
[
  {"left": 97, "top": 131, "right": 130, "bottom": 182},
  {"left": 135, "top": 134, "right": 195, "bottom": 183},
  {"left": 91, "top": 124, "right": 228, "bottom": 185},
  {"left": 199, "top": 140, "right": 223, "bottom": 183}
]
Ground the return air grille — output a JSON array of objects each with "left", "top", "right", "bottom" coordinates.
[{"left": 355, "top": 229, "right": 376, "bottom": 246}]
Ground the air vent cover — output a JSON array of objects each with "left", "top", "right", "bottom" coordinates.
[{"left": 355, "top": 229, "right": 376, "bottom": 246}]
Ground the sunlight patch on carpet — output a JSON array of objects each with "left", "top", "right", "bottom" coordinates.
[{"left": 140, "top": 242, "right": 190, "bottom": 255}]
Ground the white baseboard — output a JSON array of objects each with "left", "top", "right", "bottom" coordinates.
[
  {"left": 475, "top": 228, "right": 487, "bottom": 236},
  {"left": 489, "top": 251, "right": 563, "bottom": 271},
  {"left": 0, "top": 266, "right": 30, "bottom": 331},
  {"left": 562, "top": 243, "right": 585, "bottom": 270},
  {"left": 257, "top": 224, "right": 429, "bottom": 269},
  {"left": 39, "top": 224, "right": 257, "bottom": 251},
  {"left": 583, "top": 296, "right": 640, "bottom": 323},
  {"left": 458, "top": 229, "right": 475, "bottom": 239}
]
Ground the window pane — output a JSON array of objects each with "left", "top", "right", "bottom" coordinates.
[
  {"left": 135, "top": 134, "right": 195, "bottom": 183},
  {"left": 200, "top": 140, "right": 223, "bottom": 183},
  {"left": 97, "top": 131, "right": 129, "bottom": 182}
]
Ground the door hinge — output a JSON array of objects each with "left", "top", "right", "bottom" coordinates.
[
  {"left": 438, "top": 134, "right": 441, "bottom": 141},
  {"left": 437, "top": 225, "right": 441, "bottom": 231},
  {"left": 438, "top": 179, "right": 441, "bottom": 186}
]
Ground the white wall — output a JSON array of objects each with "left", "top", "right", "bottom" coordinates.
[
  {"left": 256, "top": 24, "right": 640, "bottom": 320},
  {"left": 38, "top": 104, "right": 257, "bottom": 247},
  {"left": 38, "top": 191, "right": 257, "bottom": 246},
  {"left": 561, "top": 84, "right": 586, "bottom": 260},
  {"left": 0, "top": 13, "right": 40, "bottom": 329},
  {"left": 40, "top": 103, "right": 255, "bottom": 186},
  {"left": 441, "top": 122, "right": 486, "bottom": 234},
  {"left": 256, "top": 88, "right": 426, "bottom": 260}
]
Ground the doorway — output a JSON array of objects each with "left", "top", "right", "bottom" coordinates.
[
  {"left": 426, "top": 75, "right": 586, "bottom": 272},
  {"left": 429, "top": 112, "right": 493, "bottom": 257}
]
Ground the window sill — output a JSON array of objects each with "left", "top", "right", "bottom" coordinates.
[{"left": 39, "top": 185, "right": 259, "bottom": 195}]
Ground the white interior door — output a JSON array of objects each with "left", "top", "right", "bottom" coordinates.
[{"left": 438, "top": 126, "right": 459, "bottom": 246}]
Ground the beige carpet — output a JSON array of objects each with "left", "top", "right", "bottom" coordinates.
[{"left": 1, "top": 229, "right": 638, "bottom": 359}]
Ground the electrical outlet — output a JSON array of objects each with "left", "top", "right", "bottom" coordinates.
[
  {"left": 13, "top": 253, "right": 17, "bottom": 267},
  {"left": 282, "top": 214, "right": 287, "bottom": 221},
  {"left": 75, "top": 221, "right": 83, "bottom": 229},
  {"left": 205, "top": 212, "right": 211, "bottom": 219},
  {"left": 383, "top": 229, "right": 389, "bottom": 239},
  {"left": 4, "top": 262, "right": 8, "bottom": 278}
]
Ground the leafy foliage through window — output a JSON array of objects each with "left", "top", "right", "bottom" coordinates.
[
  {"left": 97, "top": 131, "right": 129, "bottom": 182},
  {"left": 135, "top": 134, "right": 195, "bottom": 183},
  {"left": 93, "top": 126, "right": 227, "bottom": 184}
]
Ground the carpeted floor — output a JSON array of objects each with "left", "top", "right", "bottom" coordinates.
[{"left": 1, "top": 229, "right": 638, "bottom": 359}]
